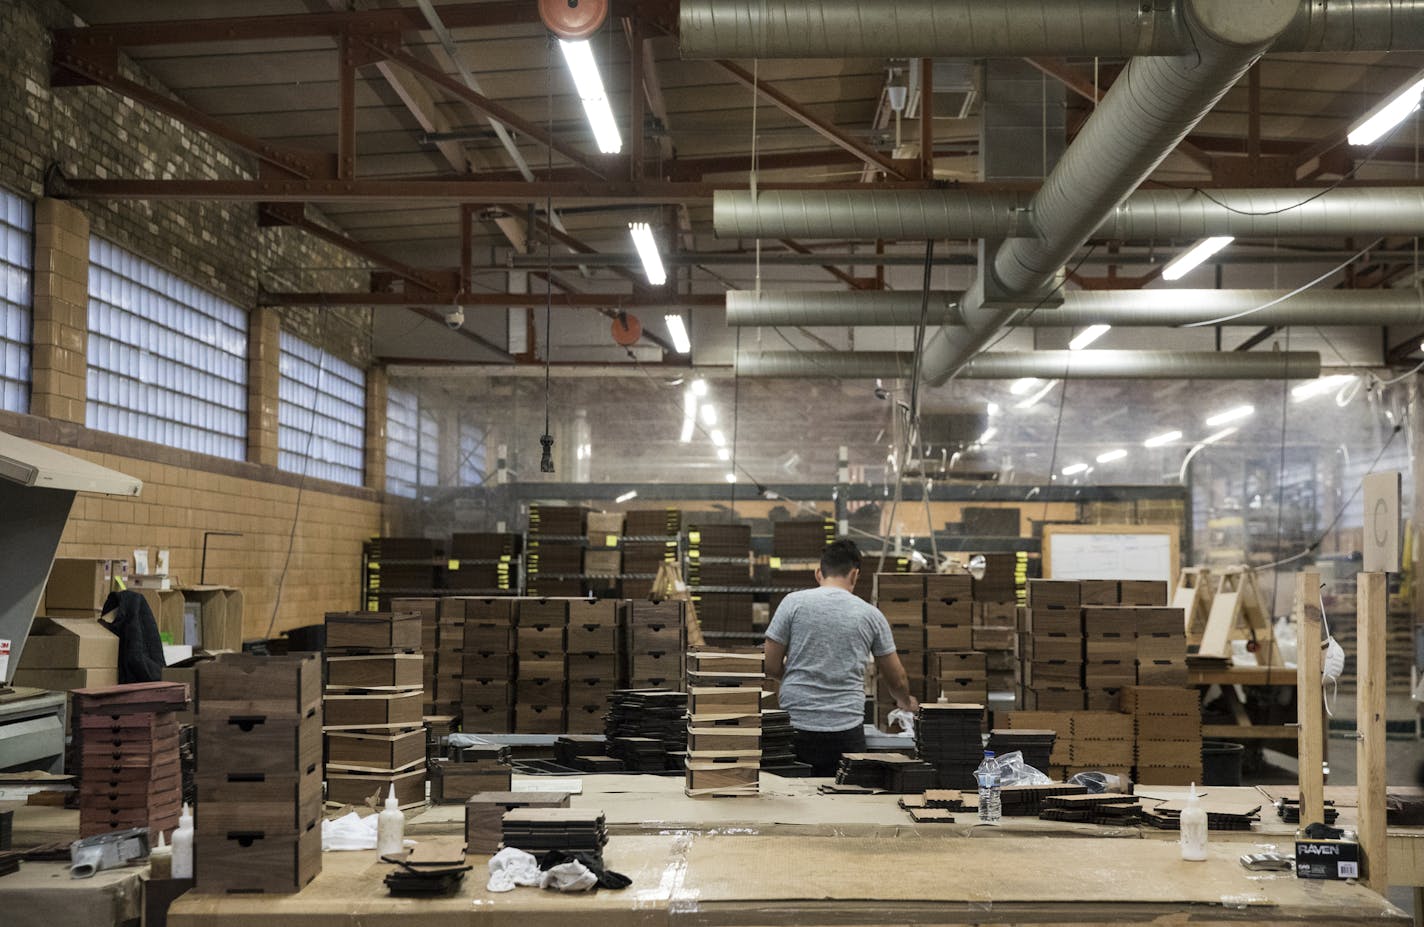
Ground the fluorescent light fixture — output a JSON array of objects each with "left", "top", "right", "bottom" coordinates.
[
  {"left": 558, "top": 39, "right": 622, "bottom": 154},
  {"left": 710, "top": 429, "right": 727, "bottom": 447},
  {"left": 1061, "top": 463, "right": 1089, "bottom": 476},
  {"left": 1015, "top": 380, "right": 1058, "bottom": 410},
  {"left": 680, "top": 389, "right": 696, "bottom": 443},
  {"left": 691, "top": 378, "right": 708, "bottom": 397},
  {"left": 717, "top": 448, "right": 731, "bottom": 461},
  {"left": 1010, "top": 377, "right": 1041, "bottom": 396},
  {"left": 1096, "top": 449, "right": 1127, "bottom": 464},
  {"left": 664, "top": 313, "right": 691, "bottom": 354},
  {"left": 1348, "top": 71, "right": 1424, "bottom": 146},
  {"left": 615, "top": 490, "right": 638, "bottom": 503},
  {"left": 1069, "top": 324, "right": 1111, "bottom": 351},
  {"left": 978, "top": 427, "right": 998, "bottom": 445},
  {"left": 1143, "top": 430, "right": 1183, "bottom": 448},
  {"left": 631, "top": 222, "right": 667, "bottom": 286},
  {"left": 1204, "top": 404, "right": 1254, "bottom": 427},
  {"left": 1202, "top": 426, "right": 1237, "bottom": 445},
  {"left": 987, "top": 402, "right": 1000, "bottom": 416},
  {"left": 700, "top": 405, "right": 717, "bottom": 426},
  {"left": 679, "top": 417, "right": 695, "bottom": 443},
  {"left": 724, "top": 472, "right": 737, "bottom": 483},
  {"left": 1291, "top": 374, "right": 1354, "bottom": 402},
  {"left": 1162, "top": 236, "right": 1234, "bottom": 281}
]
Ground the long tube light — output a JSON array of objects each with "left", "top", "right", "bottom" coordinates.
[
  {"left": 1015, "top": 380, "right": 1058, "bottom": 409},
  {"left": 1162, "top": 236, "right": 1234, "bottom": 281},
  {"left": 1096, "top": 449, "right": 1127, "bottom": 464},
  {"left": 1202, "top": 426, "right": 1238, "bottom": 445},
  {"left": 615, "top": 490, "right": 638, "bottom": 503},
  {"left": 680, "top": 389, "right": 696, "bottom": 443},
  {"left": 558, "top": 39, "right": 622, "bottom": 154},
  {"left": 701, "top": 405, "right": 718, "bottom": 426},
  {"left": 665, "top": 314, "right": 692, "bottom": 353},
  {"left": 1143, "top": 430, "right": 1183, "bottom": 448},
  {"left": 1349, "top": 71, "right": 1424, "bottom": 146},
  {"left": 1204, "top": 404, "right": 1254, "bottom": 427},
  {"left": 630, "top": 222, "right": 667, "bottom": 285},
  {"left": 1068, "top": 324, "right": 1110, "bottom": 351},
  {"left": 710, "top": 429, "right": 727, "bottom": 447},
  {"left": 1009, "top": 377, "right": 1041, "bottom": 395},
  {"left": 1292, "top": 374, "right": 1354, "bottom": 402},
  {"left": 1061, "top": 463, "right": 1089, "bottom": 476}
]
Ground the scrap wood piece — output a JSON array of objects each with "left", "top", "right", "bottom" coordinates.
[{"left": 907, "top": 807, "right": 957, "bottom": 824}]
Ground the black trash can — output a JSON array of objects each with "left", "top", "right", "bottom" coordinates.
[{"left": 1201, "top": 740, "right": 1245, "bottom": 786}]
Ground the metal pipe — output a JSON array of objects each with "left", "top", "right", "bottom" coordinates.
[
  {"left": 724, "top": 288, "right": 1424, "bottom": 328},
  {"left": 1099, "top": 187, "right": 1424, "bottom": 239},
  {"left": 922, "top": 0, "right": 1296, "bottom": 384},
  {"left": 736, "top": 350, "right": 1322, "bottom": 379},
  {"left": 505, "top": 249, "right": 1424, "bottom": 269},
  {"left": 679, "top": 0, "right": 1424, "bottom": 59}
]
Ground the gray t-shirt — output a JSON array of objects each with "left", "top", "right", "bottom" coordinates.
[{"left": 764, "top": 585, "right": 896, "bottom": 733}]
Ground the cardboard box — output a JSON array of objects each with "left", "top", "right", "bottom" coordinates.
[
  {"left": 1121, "top": 685, "right": 1199, "bottom": 717},
  {"left": 1071, "top": 712, "right": 1133, "bottom": 741},
  {"left": 1295, "top": 839, "right": 1362, "bottom": 880},
  {"left": 1136, "top": 739, "right": 1203, "bottom": 767},
  {"left": 11, "top": 667, "right": 119, "bottom": 691},
  {"left": 45, "top": 558, "right": 123, "bottom": 612},
  {"left": 135, "top": 589, "right": 185, "bottom": 644},
  {"left": 18, "top": 617, "right": 118, "bottom": 668},
  {"left": 181, "top": 587, "right": 244, "bottom": 653}
]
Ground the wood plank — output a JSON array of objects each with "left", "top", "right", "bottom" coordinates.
[
  {"left": 1295, "top": 570, "right": 1325, "bottom": 828},
  {"left": 1356, "top": 571, "right": 1388, "bottom": 894}
]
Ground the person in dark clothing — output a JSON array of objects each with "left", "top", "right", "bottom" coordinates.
[{"left": 98, "top": 590, "right": 165, "bottom": 683}]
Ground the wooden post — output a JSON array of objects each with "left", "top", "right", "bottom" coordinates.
[
  {"left": 1356, "top": 571, "right": 1388, "bottom": 895},
  {"left": 1294, "top": 570, "right": 1325, "bottom": 827}
]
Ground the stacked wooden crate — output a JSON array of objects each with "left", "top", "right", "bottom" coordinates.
[
  {"left": 1124, "top": 685, "right": 1203, "bottom": 786},
  {"left": 627, "top": 600, "right": 686, "bottom": 688},
  {"left": 526, "top": 505, "right": 587, "bottom": 597},
  {"left": 687, "top": 523, "right": 754, "bottom": 634},
  {"left": 1135, "top": 606, "right": 1189, "bottom": 685},
  {"left": 514, "top": 599, "right": 568, "bottom": 734},
  {"left": 461, "top": 597, "right": 517, "bottom": 732},
  {"left": 928, "top": 651, "right": 988, "bottom": 704},
  {"left": 685, "top": 651, "right": 764, "bottom": 797},
  {"left": 431, "top": 744, "right": 512, "bottom": 804},
  {"left": 1083, "top": 606, "right": 1136, "bottom": 709},
  {"left": 621, "top": 509, "right": 682, "bottom": 599},
  {"left": 566, "top": 599, "right": 621, "bottom": 733},
  {"left": 323, "top": 611, "right": 426, "bottom": 809},
  {"left": 925, "top": 574, "right": 975, "bottom": 654},
  {"left": 74, "top": 681, "right": 187, "bottom": 838},
  {"left": 874, "top": 573, "right": 925, "bottom": 721},
  {"left": 1023, "top": 581, "right": 1084, "bottom": 710},
  {"left": 971, "top": 558, "right": 1019, "bottom": 698},
  {"left": 447, "top": 532, "right": 521, "bottom": 594},
  {"left": 195, "top": 655, "right": 321, "bottom": 894},
  {"left": 390, "top": 597, "right": 440, "bottom": 715},
  {"left": 583, "top": 513, "right": 625, "bottom": 597}
]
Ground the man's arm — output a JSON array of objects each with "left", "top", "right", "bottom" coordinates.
[
  {"left": 874, "top": 651, "right": 920, "bottom": 712},
  {"left": 763, "top": 637, "right": 788, "bottom": 681}
]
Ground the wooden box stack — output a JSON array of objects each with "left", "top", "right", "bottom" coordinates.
[
  {"left": 621, "top": 509, "right": 682, "bottom": 599},
  {"left": 74, "top": 681, "right": 188, "bottom": 838},
  {"left": 323, "top": 611, "right": 426, "bottom": 809},
  {"left": 875, "top": 573, "right": 925, "bottom": 718},
  {"left": 685, "top": 652, "right": 764, "bottom": 797},
  {"left": 526, "top": 505, "right": 587, "bottom": 597},
  {"left": 447, "top": 532, "right": 521, "bottom": 594},
  {"left": 1006, "top": 710, "right": 1076, "bottom": 777},
  {"left": 465, "top": 791, "right": 570, "bottom": 855},
  {"left": 627, "top": 600, "right": 686, "bottom": 688},
  {"left": 1123, "top": 685, "right": 1203, "bottom": 785},
  {"left": 391, "top": 597, "right": 440, "bottom": 714},
  {"left": 424, "top": 598, "right": 464, "bottom": 716},
  {"left": 461, "top": 597, "right": 517, "bottom": 732},
  {"left": 928, "top": 651, "right": 988, "bottom": 704},
  {"left": 1008, "top": 709, "right": 1133, "bottom": 779},
  {"left": 1023, "top": 580, "right": 1085, "bottom": 710},
  {"left": 926, "top": 574, "right": 975, "bottom": 652},
  {"left": 1135, "top": 606, "right": 1189, "bottom": 685},
  {"left": 431, "top": 744, "right": 512, "bottom": 804},
  {"left": 1083, "top": 607, "right": 1136, "bottom": 709},
  {"left": 195, "top": 655, "right": 321, "bottom": 894},
  {"left": 687, "top": 523, "right": 754, "bottom": 634},
  {"left": 514, "top": 599, "right": 568, "bottom": 734},
  {"left": 567, "top": 599, "right": 621, "bottom": 733},
  {"left": 583, "top": 513, "right": 625, "bottom": 593},
  {"left": 971, "top": 585, "right": 1018, "bottom": 698}
]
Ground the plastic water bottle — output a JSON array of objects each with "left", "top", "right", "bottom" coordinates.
[{"left": 975, "top": 750, "right": 1001, "bottom": 825}]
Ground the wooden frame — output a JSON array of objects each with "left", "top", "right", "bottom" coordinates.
[{"left": 1041, "top": 525, "right": 1179, "bottom": 587}]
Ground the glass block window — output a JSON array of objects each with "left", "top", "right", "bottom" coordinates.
[
  {"left": 419, "top": 408, "right": 439, "bottom": 488},
  {"left": 385, "top": 386, "right": 441, "bottom": 498},
  {"left": 0, "top": 190, "right": 33, "bottom": 414},
  {"left": 87, "top": 238, "right": 247, "bottom": 458},
  {"left": 458, "top": 418, "right": 487, "bottom": 486},
  {"left": 278, "top": 332, "right": 365, "bottom": 486}
]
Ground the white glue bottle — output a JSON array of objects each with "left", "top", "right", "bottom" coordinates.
[
  {"left": 377, "top": 784, "right": 405, "bottom": 857},
  {"left": 172, "top": 804, "right": 194, "bottom": 879},
  {"left": 1179, "top": 782, "right": 1208, "bottom": 861}
]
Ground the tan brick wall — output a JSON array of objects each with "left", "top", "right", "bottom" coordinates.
[
  {"left": 30, "top": 199, "right": 88, "bottom": 424},
  {"left": 48, "top": 445, "right": 381, "bottom": 641},
  {"left": 364, "top": 365, "right": 388, "bottom": 492},
  {"left": 248, "top": 306, "right": 281, "bottom": 468}
]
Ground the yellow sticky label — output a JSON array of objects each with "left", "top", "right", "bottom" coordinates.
[
  {"left": 688, "top": 549, "right": 700, "bottom": 559},
  {"left": 606, "top": 535, "right": 619, "bottom": 547},
  {"left": 689, "top": 531, "right": 701, "bottom": 544},
  {"left": 770, "top": 557, "right": 782, "bottom": 568},
  {"left": 499, "top": 554, "right": 511, "bottom": 562},
  {"left": 448, "top": 559, "right": 460, "bottom": 571}
]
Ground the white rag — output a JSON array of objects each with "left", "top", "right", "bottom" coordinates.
[
  {"left": 487, "top": 847, "right": 542, "bottom": 893},
  {"left": 540, "top": 860, "right": 598, "bottom": 893},
  {"left": 321, "top": 812, "right": 378, "bottom": 852}
]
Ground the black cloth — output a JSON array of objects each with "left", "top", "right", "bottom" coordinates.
[
  {"left": 792, "top": 724, "right": 866, "bottom": 777},
  {"left": 537, "top": 850, "right": 631, "bottom": 890},
  {"left": 98, "top": 590, "right": 165, "bottom": 684}
]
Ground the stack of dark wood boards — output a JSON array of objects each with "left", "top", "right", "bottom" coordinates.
[
  {"left": 525, "top": 505, "right": 587, "bottom": 597},
  {"left": 1144, "top": 796, "right": 1262, "bottom": 831},
  {"left": 195, "top": 654, "right": 321, "bottom": 894},
  {"left": 686, "top": 523, "right": 754, "bottom": 633},
  {"left": 554, "top": 735, "right": 622, "bottom": 772},
  {"left": 832, "top": 753, "right": 938, "bottom": 793},
  {"left": 606, "top": 689, "right": 686, "bottom": 769},
  {"left": 621, "top": 508, "right": 682, "bottom": 600},
  {"left": 459, "top": 597, "right": 517, "bottom": 731},
  {"left": 985, "top": 729, "right": 1056, "bottom": 772},
  {"left": 996, "top": 782, "right": 1087, "bottom": 816},
  {"left": 465, "top": 792, "right": 569, "bottom": 855},
  {"left": 75, "top": 681, "right": 187, "bottom": 838},
  {"left": 501, "top": 809, "right": 609, "bottom": 864},
  {"left": 323, "top": 611, "right": 426, "bottom": 809},
  {"left": 430, "top": 743, "right": 511, "bottom": 804},
  {"left": 898, "top": 789, "right": 974, "bottom": 822},
  {"left": 914, "top": 702, "right": 986, "bottom": 788},
  {"left": 759, "top": 709, "right": 803, "bottom": 774},
  {"left": 627, "top": 601, "right": 685, "bottom": 689},
  {"left": 1039, "top": 792, "right": 1146, "bottom": 826},
  {"left": 685, "top": 651, "right": 764, "bottom": 797},
  {"left": 512, "top": 598, "right": 569, "bottom": 734}
]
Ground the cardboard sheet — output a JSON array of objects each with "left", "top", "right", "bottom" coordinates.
[{"left": 0, "top": 861, "right": 143, "bottom": 927}]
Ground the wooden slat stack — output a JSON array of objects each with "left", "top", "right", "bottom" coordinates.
[
  {"left": 460, "top": 597, "right": 517, "bottom": 732},
  {"left": 74, "top": 681, "right": 188, "bottom": 838},
  {"left": 566, "top": 599, "right": 622, "bottom": 732},
  {"left": 685, "top": 651, "right": 764, "bottom": 797}
]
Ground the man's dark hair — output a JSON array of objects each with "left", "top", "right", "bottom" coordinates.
[{"left": 820, "top": 539, "right": 862, "bottom": 578}]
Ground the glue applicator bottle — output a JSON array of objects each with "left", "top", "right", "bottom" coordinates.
[
  {"left": 149, "top": 830, "right": 173, "bottom": 880},
  {"left": 172, "top": 804, "right": 194, "bottom": 879},
  {"left": 1179, "top": 783, "right": 1208, "bottom": 861},
  {"left": 377, "top": 783, "right": 405, "bottom": 857}
]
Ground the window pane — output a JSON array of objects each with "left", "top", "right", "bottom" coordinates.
[
  {"left": 86, "top": 238, "right": 247, "bottom": 459},
  {"left": 278, "top": 332, "right": 365, "bottom": 487},
  {"left": 0, "top": 189, "right": 32, "bottom": 413}
]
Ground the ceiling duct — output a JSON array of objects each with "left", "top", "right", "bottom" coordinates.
[
  {"left": 725, "top": 288, "right": 1424, "bottom": 328},
  {"left": 679, "top": 0, "right": 1424, "bottom": 59},
  {"left": 921, "top": 0, "right": 1297, "bottom": 384},
  {"left": 736, "top": 350, "right": 1323, "bottom": 379}
]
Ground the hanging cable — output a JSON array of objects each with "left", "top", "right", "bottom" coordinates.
[
  {"left": 539, "top": 41, "right": 555, "bottom": 472},
  {"left": 1182, "top": 239, "right": 1383, "bottom": 328}
]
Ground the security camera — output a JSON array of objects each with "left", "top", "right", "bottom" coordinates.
[{"left": 444, "top": 306, "right": 465, "bottom": 330}]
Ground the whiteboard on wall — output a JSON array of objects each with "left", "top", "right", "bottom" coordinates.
[{"left": 1042, "top": 525, "right": 1179, "bottom": 584}]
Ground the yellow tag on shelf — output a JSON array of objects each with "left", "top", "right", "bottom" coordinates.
[
  {"left": 689, "top": 549, "right": 700, "bottom": 559},
  {"left": 448, "top": 559, "right": 460, "bottom": 571},
  {"left": 769, "top": 557, "right": 782, "bottom": 568},
  {"left": 606, "top": 535, "right": 619, "bottom": 547},
  {"left": 500, "top": 555, "right": 511, "bottom": 562},
  {"left": 689, "top": 531, "right": 701, "bottom": 544}
]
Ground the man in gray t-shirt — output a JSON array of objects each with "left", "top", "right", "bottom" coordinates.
[{"left": 764, "top": 539, "right": 918, "bottom": 776}]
